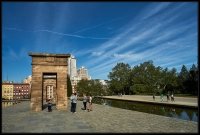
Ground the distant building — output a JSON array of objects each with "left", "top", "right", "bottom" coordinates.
[
  {"left": 13, "top": 83, "right": 31, "bottom": 99},
  {"left": 68, "top": 55, "right": 77, "bottom": 78},
  {"left": 68, "top": 55, "right": 91, "bottom": 93},
  {"left": 70, "top": 76, "right": 80, "bottom": 93},
  {"left": 77, "top": 66, "right": 91, "bottom": 80},
  {"left": 2, "top": 83, "right": 14, "bottom": 100},
  {"left": 99, "top": 80, "right": 108, "bottom": 86},
  {"left": 68, "top": 55, "right": 78, "bottom": 93}
]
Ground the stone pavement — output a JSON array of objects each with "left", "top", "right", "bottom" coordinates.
[
  {"left": 2, "top": 100, "right": 198, "bottom": 133},
  {"left": 2, "top": 101, "right": 95, "bottom": 133}
]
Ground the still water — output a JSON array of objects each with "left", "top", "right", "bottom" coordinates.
[
  {"left": 2, "top": 101, "right": 15, "bottom": 108},
  {"left": 93, "top": 97, "right": 198, "bottom": 122}
]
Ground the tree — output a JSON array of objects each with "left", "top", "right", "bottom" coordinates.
[
  {"left": 160, "top": 68, "right": 178, "bottom": 94},
  {"left": 130, "top": 61, "right": 162, "bottom": 95},
  {"left": 76, "top": 79, "right": 90, "bottom": 96},
  {"left": 76, "top": 79, "right": 105, "bottom": 96},
  {"left": 67, "top": 75, "right": 72, "bottom": 97},
  {"left": 185, "top": 64, "right": 198, "bottom": 95},
  {"left": 178, "top": 65, "right": 189, "bottom": 94},
  {"left": 179, "top": 65, "right": 189, "bottom": 81},
  {"left": 108, "top": 63, "right": 131, "bottom": 95}
]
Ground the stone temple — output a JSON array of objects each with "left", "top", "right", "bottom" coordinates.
[{"left": 29, "top": 53, "right": 71, "bottom": 111}]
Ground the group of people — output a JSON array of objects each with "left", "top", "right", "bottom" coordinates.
[
  {"left": 153, "top": 93, "right": 175, "bottom": 102},
  {"left": 46, "top": 93, "right": 93, "bottom": 113},
  {"left": 70, "top": 93, "right": 93, "bottom": 113}
]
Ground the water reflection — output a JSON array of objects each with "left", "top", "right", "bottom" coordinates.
[
  {"left": 2, "top": 102, "right": 14, "bottom": 108},
  {"left": 93, "top": 97, "right": 198, "bottom": 122}
]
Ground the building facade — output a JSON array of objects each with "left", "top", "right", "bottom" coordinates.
[
  {"left": 2, "top": 83, "right": 14, "bottom": 100},
  {"left": 68, "top": 55, "right": 77, "bottom": 78},
  {"left": 77, "top": 66, "right": 91, "bottom": 80},
  {"left": 13, "top": 83, "right": 31, "bottom": 100}
]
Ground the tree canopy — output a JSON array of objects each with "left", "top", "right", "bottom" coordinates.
[{"left": 107, "top": 61, "right": 198, "bottom": 96}]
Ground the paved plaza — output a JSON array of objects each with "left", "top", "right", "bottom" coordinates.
[{"left": 2, "top": 96, "right": 198, "bottom": 133}]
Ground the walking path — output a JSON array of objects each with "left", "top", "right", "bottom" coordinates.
[
  {"left": 2, "top": 99, "right": 198, "bottom": 133},
  {"left": 101, "top": 95, "right": 198, "bottom": 108}
]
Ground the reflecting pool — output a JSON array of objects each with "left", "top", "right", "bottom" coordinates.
[
  {"left": 2, "top": 101, "right": 20, "bottom": 108},
  {"left": 2, "top": 102, "right": 14, "bottom": 108},
  {"left": 93, "top": 97, "right": 198, "bottom": 122}
]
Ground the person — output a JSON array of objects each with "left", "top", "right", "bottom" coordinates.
[
  {"left": 171, "top": 94, "right": 175, "bottom": 102},
  {"left": 70, "top": 93, "right": 77, "bottom": 113},
  {"left": 167, "top": 93, "right": 170, "bottom": 102},
  {"left": 160, "top": 94, "right": 164, "bottom": 102},
  {"left": 87, "top": 95, "right": 93, "bottom": 112},
  {"left": 153, "top": 94, "right": 155, "bottom": 101},
  {"left": 47, "top": 98, "right": 52, "bottom": 112},
  {"left": 82, "top": 93, "right": 87, "bottom": 110}
]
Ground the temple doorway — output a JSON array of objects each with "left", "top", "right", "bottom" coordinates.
[
  {"left": 42, "top": 73, "right": 57, "bottom": 110},
  {"left": 29, "top": 53, "right": 70, "bottom": 112}
]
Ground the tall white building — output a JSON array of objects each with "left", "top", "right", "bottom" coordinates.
[
  {"left": 68, "top": 55, "right": 77, "bottom": 78},
  {"left": 68, "top": 55, "right": 91, "bottom": 93}
]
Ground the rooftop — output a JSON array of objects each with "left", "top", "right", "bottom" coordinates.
[{"left": 29, "top": 52, "right": 71, "bottom": 57}]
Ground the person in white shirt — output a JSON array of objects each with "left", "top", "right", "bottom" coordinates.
[
  {"left": 70, "top": 93, "right": 77, "bottom": 113},
  {"left": 87, "top": 95, "right": 93, "bottom": 112},
  {"left": 82, "top": 93, "right": 87, "bottom": 110}
]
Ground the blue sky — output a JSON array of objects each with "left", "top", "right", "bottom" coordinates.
[{"left": 2, "top": 2, "right": 198, "bottom": 82}]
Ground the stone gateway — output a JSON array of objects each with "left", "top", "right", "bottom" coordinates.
[{"left": 29, "top": 53, "right": 71, "bottom": 111}]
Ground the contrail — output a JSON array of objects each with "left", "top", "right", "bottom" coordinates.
[
  {"left": 4, "top": 27, "right": 111, "bottom": 40},
  {"left": 72, "top": 15, "right": 130, "bottom": 34},
  {"left": 34, "top": 29, "right": 111, "bottom": 39}
]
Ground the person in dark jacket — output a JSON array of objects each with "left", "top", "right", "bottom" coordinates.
[
  {"left": 47, "top": 98, "right": 52, "bottom": 112},
  {"left": 82, "top": 93, "right": 87, "bottom": 110}
]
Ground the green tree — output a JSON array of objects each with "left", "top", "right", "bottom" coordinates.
[
  {"left": 184, "top": 64, "right": 198, "bottom": 95},
  {"left": 178, "top": 65, "right": 189, "bottom": 94},
  {"left": 160, "top": 68, "right": 178, "bottom": 94},
  {"left": 67, "top": 75, "right": 72, "bottom": 97},
  {"left": 108, "top": 63, "right": 131, "bottom": 95},
  {"left": 130, "top": 61, "right": 162, "bottom": 95},
  {"left": 76, "top": 79, "right": 90, "bottom": 96},
  {"left": 76, "top": 79, "right": 105, "bottom": 96}
]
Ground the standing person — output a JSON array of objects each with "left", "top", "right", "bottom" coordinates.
[
  {"left": 167, "top": 93, "right": 170, "bottom": 102},
  {"left": 82, "top": 93, "right": 87, "bottom": 110},
  {"left": 47, "top": 97, "right": 52, "bottom": 112},
  {"left": 153, "top": 94, "right": 155, "bottom": 101},
  {"left": 87, "top": 95, "right": 93, "bottom": 112},
  {"left": 171, "top": 94, "right": 175, "bottom": 102},
  {"left": 70, "top": 93, "right": 74, "bottom": 113},
  {"left": 160, "top": 94, "right": 164, "bottom": 102},
  {"left": 70, "top": 93, "right": 77, "bottom": 113}
]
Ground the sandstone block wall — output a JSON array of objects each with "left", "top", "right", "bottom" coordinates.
[{"left": 29, "top": 53, "right": 70, "bottom": 111}]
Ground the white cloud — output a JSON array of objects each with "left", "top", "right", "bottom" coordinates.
[
  {"left": 86, "top": 4, "right": 197, "bottom": 79},
  {"left": 142, "top": 2, "right": 171, "bottom": 20},
  {"left": 91, "top": 51, "right": 104, "bottom": 56}
]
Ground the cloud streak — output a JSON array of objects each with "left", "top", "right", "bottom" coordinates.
[
  {"left": 4, "top": 28, "right": 112, "bottom": 40},
  {"left": 3, "top": 2, "right": 197, "bottom": 81},
  {"left": 84, "top": 2, "right": 197, "bottom": 79}
]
